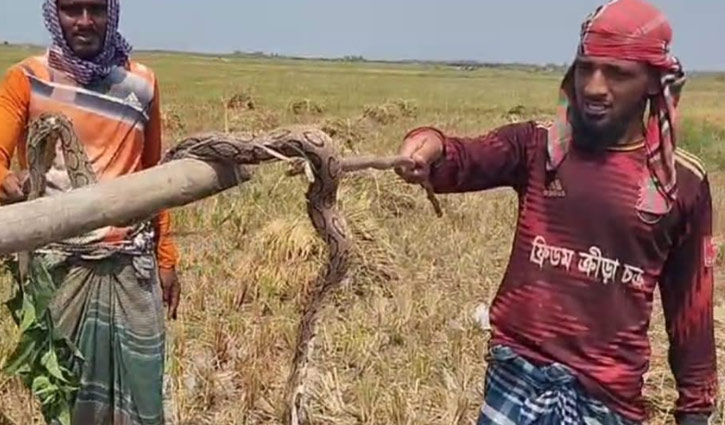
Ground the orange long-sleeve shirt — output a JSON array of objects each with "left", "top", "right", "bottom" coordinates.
[{"left": 0, "top": 55, "right": 178, "bottom": 269}]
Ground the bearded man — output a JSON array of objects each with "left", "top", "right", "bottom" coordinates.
[{"left": 396, "top": 1, "right": 717, "bottom": 424}]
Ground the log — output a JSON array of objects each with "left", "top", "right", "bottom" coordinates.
[
  {"left": 0, "top": 159, "right": 246, "bottom": 256},
  {"left": 0, "top": 154, "right": 439, "bottom": 256}
]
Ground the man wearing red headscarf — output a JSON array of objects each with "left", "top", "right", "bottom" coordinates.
[{"left": 396, "top": 1, "right": 717, "bottom": 424}]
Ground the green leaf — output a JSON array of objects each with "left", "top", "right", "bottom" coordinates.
[
  {"left": 14, "top": 364, "right": 33, "bottom": 377},
  {"left": 4, "top": 285, "right": 24, "bottom": 326},
  {"left": 29, "top": 258, "right": 56, "bottom": 315},
  {"left": 31, "top": 376, "right": 51, "bottom": 392},
  {"left": 19, "top": 294, "right": 38, "bottom": 332},
  {"left": 32, "top": 375, "right": 59, "bottom": 399},
  {"left": 3, "top": 335, "right": 37, "bottom": 375},
  {"left": 3, "top": 254, "right": 80, "bottom": 425},
  {"left": 59, "top": 365, "right": 77, "bottom": 382},
  {"left": 41, "top": 349, "right": 67, "bottom": 382},
  {"left": 57, "top": 406, "right": 71, "bottom": 425}
]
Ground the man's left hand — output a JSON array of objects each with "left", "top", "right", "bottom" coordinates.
[{"left": 159, "top": 267, "right": 181, "bottom": 320}]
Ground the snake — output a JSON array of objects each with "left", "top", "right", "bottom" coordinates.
[
  {"left": 164, "top": 128, "right": 442, "bottom": 425},
  {"left": 163, "top": 127, "right": 355, "bottom": 425},
  {"left": 18, "top": 113, "right": 97, "bottom": 280},
  {"left": 20, "top": 113, "right": 441, "bottom": 425}
]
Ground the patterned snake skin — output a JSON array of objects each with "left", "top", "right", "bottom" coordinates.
[
  {"left": 163, "top": 126, "right": 352, "bottom": 425},
  {"left": 22, "top": 114, "right": 433, "bottom": 425},
  {"left": 19, "top": 113, "right": 98, "bottom": 278}
]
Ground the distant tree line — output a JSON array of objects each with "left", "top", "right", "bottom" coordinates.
[{"left": 228, "top": 50, "right": 568, "bottom": 73}]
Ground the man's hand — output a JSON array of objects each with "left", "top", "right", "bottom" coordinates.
[
  {"left": 0, "top": 171, "right": 28, "bottom": 204},
  {"left": 159, "top": 267, "right": 181, "bottom": 320},
  {"left": 395, "top": 130, "right": 444, "bottom": 185}
]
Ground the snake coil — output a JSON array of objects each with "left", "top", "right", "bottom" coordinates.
[
  {"left": 162, "top": 127, "right": 352, "bottom": 425},
  {"left": 25, "top": 113, "right": 352, "bottom": 425},
  {"left": 22, "top": 113, "right": 441, "bottom": 425}
]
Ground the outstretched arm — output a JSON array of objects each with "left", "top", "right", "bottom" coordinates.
[{"left": 397, "top": 122, "right": 538, "bottom": 194}]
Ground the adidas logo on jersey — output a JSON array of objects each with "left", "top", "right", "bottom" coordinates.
[
  {"left": 124, "top": 92, "right": 143, "bottom": 109},
  {"left": 543, "top": 177, "right": 566, "bottom": 198}
]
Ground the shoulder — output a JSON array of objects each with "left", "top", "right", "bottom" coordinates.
[
  {"left": 127, "top": 60, "right": 157, "bottom": 87},
  {"left": 0, "top": 56, "right": 48, "bottom": 97},
  {"left": 674, "top": 147, "right": 707, "bottom": 182},
  {"left": 4, "top": 56, "right": 47, "bottom": 79},
  {"left": 121, "top": 60, "right": 159, "bottom": 105},
  {"left": 673, "top": 147, "right": 711, "bottom": 211},
  {"left": 494, "top": 120, "right": 547, "bottom": 135},
  {"left": 490, "top": 120, "right": 548, "bottom": 145}
]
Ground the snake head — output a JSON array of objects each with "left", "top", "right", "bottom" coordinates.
[{"left": 26, "top": 114, "right": 67, "bottom": 175}]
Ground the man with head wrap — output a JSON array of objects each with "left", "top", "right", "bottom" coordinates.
[
  {"left": 0, "top": 0, "right": 180, "bottom": 423},
  {"left": 396, "top": 1, "right": 717, "bottom": 424}
]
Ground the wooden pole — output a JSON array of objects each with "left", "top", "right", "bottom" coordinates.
[
  {"left": 0, "top": 154, "right": 440, "bottom": 256},
  {"left": 0, "top": 159, "right": 246, "bottom": 256}
]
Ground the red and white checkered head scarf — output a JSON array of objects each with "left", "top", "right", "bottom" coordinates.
[{"left": 548, "top": 0, "right": 686, "bottom": 217}]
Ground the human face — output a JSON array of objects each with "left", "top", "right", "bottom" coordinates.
[
  {"left": 571, "top": 55, "right": 655, "bottom": 148},
  {"left": 57, "top": 0, "right": 108, "bottom": 60}
]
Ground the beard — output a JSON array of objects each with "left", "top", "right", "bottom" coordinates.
[{"left": 569, "top": 106, "right": 632, "bottom": 154}]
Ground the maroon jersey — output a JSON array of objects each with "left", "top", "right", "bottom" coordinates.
[{"left": 417, "top": 122, "right": 717, "bottom": 422}]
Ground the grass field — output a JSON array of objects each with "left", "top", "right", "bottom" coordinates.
[{"left": 0, "top": 44, "right": 724, "bottom": 424}]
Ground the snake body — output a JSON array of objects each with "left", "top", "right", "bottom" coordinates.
[
  {"left": 19, "top": 113, "right": 97, "bottom": 278},
  {"left": 21, "top": 114, "right": 437, "bottom": 425},
  {"left": 165, "top": 127, "right": 352, "bottom": 425},
  {"left": 25, "top": 113, "right": 97, "bottom": 196}
]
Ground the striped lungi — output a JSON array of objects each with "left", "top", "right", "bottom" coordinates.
[
  {"left": 44, "top": 253, "right": 166, "bottom": 425},
  {"left": 477, "top": 345, "right": 637, "bottom": 425}
]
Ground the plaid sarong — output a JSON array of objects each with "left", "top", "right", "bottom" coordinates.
[
  {"left": 45, "top": 253, "right": 166, "bottom": 425},
  {"left": 477, "top": 346, "right": 637, "bottom": 425}
]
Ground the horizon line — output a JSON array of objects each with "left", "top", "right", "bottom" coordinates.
[{"left": 1, "top": 40, "right": 723, "bottom": 74}]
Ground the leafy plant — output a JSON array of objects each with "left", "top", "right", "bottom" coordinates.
[{"left": 1, "top": 256, "right": 83, "bottom": 425}]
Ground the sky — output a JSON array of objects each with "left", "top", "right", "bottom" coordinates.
[{"left": 0, "top": 1, "right": 723, "bottom": 71}]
